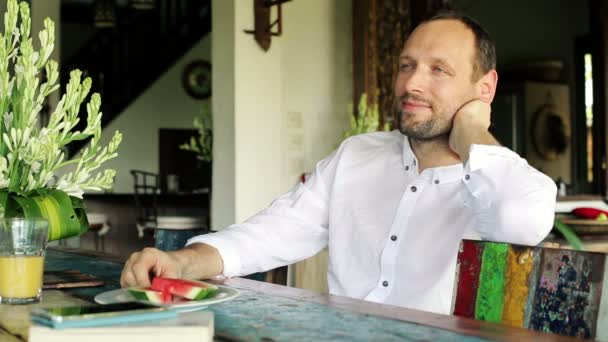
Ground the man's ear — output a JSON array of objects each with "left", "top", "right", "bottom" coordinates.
[{"left": 477, "top": 70, "right": 498, "bottom": 103}]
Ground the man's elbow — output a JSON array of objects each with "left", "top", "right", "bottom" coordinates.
[{"left": 492, "top": 199, "right": 556, "bottom": 246}]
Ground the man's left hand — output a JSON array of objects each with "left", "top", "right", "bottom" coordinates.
[{"left": 448, "top": 99, "right": 498, "bottom": 162}]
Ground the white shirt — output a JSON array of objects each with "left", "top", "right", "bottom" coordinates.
[{"left": 187, "top": 130, "right": 557, "bottom": 314}]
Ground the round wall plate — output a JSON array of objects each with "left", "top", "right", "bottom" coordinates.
[{"left": 182, "top": 60, "right": 211, "bottom": 99}]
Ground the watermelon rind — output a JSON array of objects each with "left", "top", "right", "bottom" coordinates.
[
  {"left": 127, "top": 287, "right": 173, "bottom": 304},
  {"left": 192, "top": 287, "right": 218, "bottom": 300}
]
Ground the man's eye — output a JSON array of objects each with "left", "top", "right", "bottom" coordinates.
[
  {"left": 433, "top": 66, "right": 447, "bottom": 74},
  {"left": 400, "top": 64, "right": 412, "bottom": 71}
]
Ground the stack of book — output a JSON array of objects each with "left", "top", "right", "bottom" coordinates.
[{"left": 29, "top": 310, "right": 214, "bottom": 342}]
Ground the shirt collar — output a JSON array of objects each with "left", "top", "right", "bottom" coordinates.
[{"left": 401, "top": 135, "right": 464, "bottom": 183}]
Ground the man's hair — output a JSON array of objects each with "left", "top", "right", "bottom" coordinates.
[{"left": 422, "top": 12, "right": 496, "bottom": 80}]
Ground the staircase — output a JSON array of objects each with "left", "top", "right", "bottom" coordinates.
[{"left": 61, "top": 0, "right": 211, "bottom": 156}]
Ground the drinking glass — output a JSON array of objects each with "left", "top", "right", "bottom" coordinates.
[{"left": 0, "top": 218, "right": 49, "bottom": 304}]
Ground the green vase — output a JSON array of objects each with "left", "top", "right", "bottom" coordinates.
[{"left": 0, "top": 189, "right": 89, "bottom": 241}]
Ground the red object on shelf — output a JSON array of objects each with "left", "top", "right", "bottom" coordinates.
[{"left": 571, "top": 207, "right": 608, "bottom": 219}]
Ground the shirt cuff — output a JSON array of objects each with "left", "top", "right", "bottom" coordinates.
[{"left": 186, "top": 233, "right": 242, "bottom": 278}]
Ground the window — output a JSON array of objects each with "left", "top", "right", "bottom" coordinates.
[{"left": 584, "top": 53, "right": 594, "bottom": 183}]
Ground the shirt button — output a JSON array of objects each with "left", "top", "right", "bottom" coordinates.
[
  {"left": 410, "top": 186, "right": 417, "bottom": 192},
  {"left": 390, "top": 235, "right": 397, "bottom": 241},
  {"left": 464, "top": 174, "right": 470, "bottom": 180},
  {"left": 434, "top": 179, "right": 440, "bottom": 184},
  {"left": 405, "top": 166, "right": 409, "bottom": 171},
  {"left": 382, "top": 281, "right": 389, "bottom": 287}
]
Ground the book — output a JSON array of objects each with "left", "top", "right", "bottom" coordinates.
[
  {"left": 43, "top": 269, "right": 104, "bottom": 289},
  {"left": 31, "top": 303, "right": 178, "bottom": 329},
  {"left": 28, "top": 310, "right": 214, "bottom": 342}
]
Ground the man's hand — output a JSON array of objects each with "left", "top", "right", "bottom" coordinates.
[
  {"left": 448, "top": 99, "right": 498, "bottom": 162},
  {"left": 120, "top": 247, "right": 183, "bottom": 288},
  {"left": 120, "top": 243, "right": 223, "bottom": 288}
]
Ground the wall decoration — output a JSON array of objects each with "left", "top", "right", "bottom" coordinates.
[
  {"left": 182, "top": 60, "right": 212, "bottom": 100},
  {"left": 244, "top": 0, "right": 292, "bottom": 52}
]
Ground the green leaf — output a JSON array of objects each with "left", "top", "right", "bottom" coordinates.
[
  {"left": 11, "top": 189, "right": 88, "bottom": 241},
  {"left": 0, "top": 190, "right": 9, "bottom": 217},
  {"left": 553, "top": 218, "right": 584, "bottom": 251},
  {"left": 70, "top": 195, "right": 89, "bottom": 236}
]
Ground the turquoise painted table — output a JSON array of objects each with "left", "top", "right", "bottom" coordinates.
[{"left": 1, "top": 248, "right": 579, "bottom": 341}]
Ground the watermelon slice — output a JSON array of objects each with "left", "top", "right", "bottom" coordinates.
[
  {"left": 127, "top": 287, "right": 173, "bottom": 304},
  {"left": 151, "top": 277, "right": 218, "bottom": 300}
]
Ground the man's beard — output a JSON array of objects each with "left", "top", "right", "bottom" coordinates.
[{"left": 394, "top": 94, "right": 451, "bottom": 141}]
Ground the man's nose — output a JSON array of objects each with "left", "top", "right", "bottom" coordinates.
[{"left": 399, "top": 68, "right": 427, "bottom": 95}]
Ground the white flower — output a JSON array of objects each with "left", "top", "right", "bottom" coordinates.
[
  {"left": 3, "top": 112, "right": 13, "bottom": 130},
  {"left": 30, "top": 161, "right": 40, "bottom": 173},
  {"left": 56, "top": 178, "right": 84, "bottom": 199},
  {"left": 0, "top": 0, "right": 121, "bottom": 196},
  {"left": 76, "top": 171, "right": 90, "bottom": 184},
  {"left": 31, "top": 51, "right": 39, "bottom": 65}
]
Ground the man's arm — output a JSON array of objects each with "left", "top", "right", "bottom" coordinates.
[
  {"left": 187, "top": 162, "right": 333, "bottom": 278},
  {"left": 448, "top": 99, "right": 557, "bottom": 246},
  {"left": 461, "top": 144, "right": 557, "bottom": 245},
  {"left": 121, "top": 147, "right": 341, "bottom": 287}
]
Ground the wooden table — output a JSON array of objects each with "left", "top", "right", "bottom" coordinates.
[{"left": 0, "top": 248, "right": 582, "bottom": 341}]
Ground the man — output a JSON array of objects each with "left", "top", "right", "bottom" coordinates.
[{"left": 121, "top": 13, "right": 556, "bottom": 315}]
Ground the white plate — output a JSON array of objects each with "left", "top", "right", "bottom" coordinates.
[{"left": 94, "top": 285, "right": 239, "bottom": 311}]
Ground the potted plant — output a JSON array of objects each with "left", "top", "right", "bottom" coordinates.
[
  {"left": 180, "top": 102, "right": 212, "bottom": 189},
  {"left": 0, "top": 0, "right": 122, "bottom": 241},
  {"left": 343, "top": 93, "right": 390, "bottom": 139}
]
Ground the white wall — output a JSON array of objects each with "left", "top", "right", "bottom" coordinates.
[
  {"left": 211, "top": 0, "right": 237, "bottom": 230},
  {"left": 212, "top": 0, "right": 352, "bottom": 228},
  {"left": 232, "top": 1, "right": 284, "bottom": 225},
  {"left": 280, "top": 0, "right": 352, "bottom": 190},
  {"left": 96, "top": 36, "right": 212, "bottom": 193}
]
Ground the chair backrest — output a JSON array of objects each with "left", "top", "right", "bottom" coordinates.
[
  {"left": 453, "top": 239, "right": 608, "bottom": 340},
  {"left": 130, "top": 169, "right": 160, "bottom": 229}
]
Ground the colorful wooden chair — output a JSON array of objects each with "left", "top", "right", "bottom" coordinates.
[{"left": 453, "top": 239, "right": 608, "bottom": 339}]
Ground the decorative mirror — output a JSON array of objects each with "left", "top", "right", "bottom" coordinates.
[
  {"left": 531, "top": 93, "right": 570, "bottom": 161},
  {"left": 182, "top": 60, "right": 211, "bottom": 100}
]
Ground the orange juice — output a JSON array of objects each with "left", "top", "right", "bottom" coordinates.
[{"left": 0, "top": 255, "right": 44, "bottom": 298}]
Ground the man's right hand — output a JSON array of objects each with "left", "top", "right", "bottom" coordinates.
[
  {"left": 120, "top": 243, "right": 224, "bottom": 288},
  {"left": 120, "top": 247, "right": 183, "bottom": 288}
]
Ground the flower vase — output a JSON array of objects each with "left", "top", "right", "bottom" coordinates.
[{"left": 0, "top": 189, "right": 89, "bottom": 241}]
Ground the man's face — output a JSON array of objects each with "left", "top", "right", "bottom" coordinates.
[{"left": 394, "top": 19, "right": 481, "bottom": 140}]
